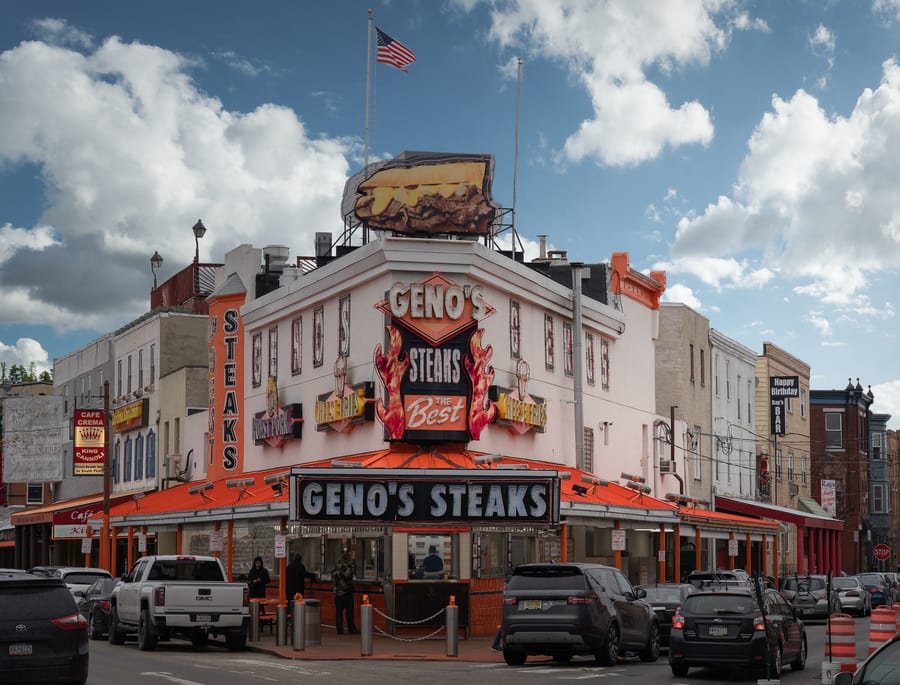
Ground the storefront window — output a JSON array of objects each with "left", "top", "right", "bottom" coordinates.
[
  {"left": 408, "top": 533, "right": 456, "bottom": 580},
  {"left": 231, "top": 519, "right": 278, "bottom": 580}
]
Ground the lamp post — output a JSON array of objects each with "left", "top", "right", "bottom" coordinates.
[
  {"left": 192, "top": 219, "right": 206, "bottom": 263},
  {"left": 99, "top": 380, "right": 112, "bottom": 573},
  {"left": 150, "top": 251, "right": 163, "bottom": 289}
]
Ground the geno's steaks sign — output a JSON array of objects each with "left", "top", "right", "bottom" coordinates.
[{"left": 289, "top": 470, "right": 560, "bottom": 525}]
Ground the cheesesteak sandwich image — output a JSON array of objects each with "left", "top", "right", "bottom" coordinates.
[{"left": 353, "top": 151, "right": 498, "bottom": 235}]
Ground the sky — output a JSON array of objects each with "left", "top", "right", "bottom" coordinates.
[{"left": 1, "top": 0, "right": 899, "bottom": 427}]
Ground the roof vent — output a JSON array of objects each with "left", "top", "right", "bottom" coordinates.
[{"left": 262, "top": 245, "right": 289, "bottom": 271}]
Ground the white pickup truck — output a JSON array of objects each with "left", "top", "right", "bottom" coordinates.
[{"left": 109, "top": 554, "right": 250, "bottom": 651}]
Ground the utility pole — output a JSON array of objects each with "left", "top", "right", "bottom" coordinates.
[{"left": 99, "top": 380, "right": 112, "bottom": 572}]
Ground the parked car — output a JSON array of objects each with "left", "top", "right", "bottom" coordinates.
[
  {"left": 635, "top": 583, "right": 694, "bottom": 648},
  {"left": 684, "top": 570, "right": 747, "bottom": 590},
  {"left": 75, "top": 576, "right": 119, "bottom": 640},
  {"left": 856, "top": 572, "right": 895, "bottom": 607},
  {"left": 54, "top": 567, "right": 113, "bottom": 597},
  {"left": 831, "top": 576, "right": 872, "bottom": 616},
  {"left": 834, "top": 632, "right": 900, "bottom": 685},
  {"left": 780, "top": 575, "right": 841, "bottom": 620},
  {"left": 26, "top": 565, "right": 63, "bottom": 578},
  {"left": 501, "top": 562, "right": 660, "bottom": 666},
  {"left": 668, "top": 586, "right": 807, "bottom": 677},
  {"left": 0, "top": 569, "right": 89, "bottom": 684}
]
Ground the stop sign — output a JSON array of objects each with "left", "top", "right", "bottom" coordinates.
[{"left": 874, "top": 543, "right": 891, "bottom": 561}]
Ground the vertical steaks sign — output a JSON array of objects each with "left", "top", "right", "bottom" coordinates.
[{"left": 374, "top": 273, "right": 496, "bottom": 442}]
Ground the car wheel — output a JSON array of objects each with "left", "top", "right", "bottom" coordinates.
[
  {"left": 108, "top": 605, "right": 126, "bottom": 645},
  {"left": 791, "top": 634, "right": 807, "bottom": 671},
  {"left": 765, "top": 641, "right": 782, "bottom": 676},
  {"left": 596, "top": 622, "right": 619, "bottom": 666},
  {"left": 671, "top": 663, "right": 689, "bottom": 677},
  {"left": 225, "top": 627, "right": 248, "bottom": 651},
  {"left": 88, "top": 611, "right": 102, "bottom": 640},
  {"left": 639, "top": 621, "right": 660, "bottom": 662},
  {"left": 137, "top": 607, "right": 158, "bottom": 651},
  {"left": 503, "top": 645, "right": 527, "bottom": 666}
]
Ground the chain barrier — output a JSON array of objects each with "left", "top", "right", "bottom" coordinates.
[{"left": 370, "top": 605, "right": 447, "bottom": 642}]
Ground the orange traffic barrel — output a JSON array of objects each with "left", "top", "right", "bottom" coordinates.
[
  {"left": 869, "top": 606, "right": 897, "bottom": 654},
  {"left": 893, "top": 603, "right": 900, "bottom": 631},
  {"left": 825, "top": 613, "right": 857, "bottom": 671}
]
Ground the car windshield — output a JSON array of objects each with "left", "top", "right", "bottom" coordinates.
[
  {"left": 0, "top": 585, "right": 74, "bottom": 619},
  {"left": 642, "top": 586, "right": 686, "bottom": 603},
  {"left": 63, "top": 572, "right": 110, "bottom": 585},
  {"left": 507, "top": 567, "right": 586, "bottom": 591},
  {"left": 832, "top": 578, "right": 860, "bottom": 589},
  {"left": 783, "top": 577, "right": 827, "bottom": 592},
  {"left": 859, "top": 574, "right": 885, "bottom": 585},
  {"left": 684, "top": 594, "right": 755, "bottom": 614}
]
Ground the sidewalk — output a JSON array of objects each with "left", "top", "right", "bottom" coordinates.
[{"left": 244, "top": 624, "right": 506, "bottom": 662}]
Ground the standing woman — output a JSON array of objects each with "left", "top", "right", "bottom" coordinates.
[{"left": 247, "top": 556, "right": 270, "bottom": 599}]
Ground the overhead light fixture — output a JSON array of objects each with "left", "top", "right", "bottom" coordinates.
[
  {"left": 331, "top": 458, "right": 363, "bottom": 468},
  {"left": 558, "top": 471, "right": 571, "bottom": 480},
  {"left": 620, "top": 472, "right": 645, "bottom": 484},
  {"left": 571, "top": 484, "right": 589, "bottom": 496},
  {"left": 226, "top": 477, "right": 256, "bottom": 500},
  {"left": 132, "top": 492, "right": 145, "bottom": 509},
  {"left": 188, "top": 482, "right": 215, "bottom": 502},
  {"left": 473, "top": 453, "right": 503, "bottom": 466},
  {"left": 263, "top": 471, "right": 290, "bottom": 485},
  {"left": 496, "top": 463, "right": 528, "bottom": 470},
  {"left": 581, "top": 474, "right": 610, "bottom": 487},
  {"left": 626, "top": 481, "right": 652, "bottom": 495}
]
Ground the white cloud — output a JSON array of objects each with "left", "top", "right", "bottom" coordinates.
[
  {"left": 808, "top": 24, "right": 835, "bottom": 89},
  {"left": 0, "top": 36, "right": 352, "bottom": 339},
  {"left": 873, "top": 0, "right": 900, "bottom": 23},
  {"left": 477, "top": 0, "right": 767, "bottom": 166},
  {"left": 806, "top": 311, "right": 832, "bottom": 338},
  {"left": 29, "top": 17, "right": 94, "bottom": 49},
  {"left": 661, "top": 282, "right": 702, "bottom": 309},
  {"left": 671, "top": 58, "right": 900, "bottom": 317},
  {"left": 653, "top": 255, "right": 775, "bottom": 290},
  {"left": 0, "top": 338, "right": 51, "bottom": 375}
]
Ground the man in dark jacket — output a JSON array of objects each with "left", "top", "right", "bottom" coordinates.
[
  {"left": 331, "top": 549, "right": 357, "bottom": 634},
  {"left": 247, "top": 556, "right": 270, "bottom": 599},
  {"left": 286, "top": 554, "right": 317, "bottom": 602}
]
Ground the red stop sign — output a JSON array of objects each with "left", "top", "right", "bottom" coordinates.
[{"left": 874, "top": 543, "right": 891, "bottom": 561}]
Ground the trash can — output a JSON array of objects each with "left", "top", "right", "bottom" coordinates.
[{"left": 304, "top": 598, "right": 321, "bottom": 646}]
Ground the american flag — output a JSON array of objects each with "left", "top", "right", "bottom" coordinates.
[{"left": 376, "top": 27, "right": 416, "bottom": 72}]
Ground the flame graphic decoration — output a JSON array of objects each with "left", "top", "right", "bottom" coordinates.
[
  {"left": 465, "top": 328, "right": 496, "bottom": 439},
  {"left": 374, "top": 325, "right": 410, "bottom": 439}
]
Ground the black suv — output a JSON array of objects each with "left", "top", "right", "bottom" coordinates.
[
  {"left": 0, "top": 569, "right": 89, "bottom": 684},
  {"left": 668, "top": 586, "right": 807, "bottom": 677},
  {"left": 501, "top": 562, "right": 659, "bottom": 666}
]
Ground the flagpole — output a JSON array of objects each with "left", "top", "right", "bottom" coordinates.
[
  {"left": 512, "top": 56, "right": 522, "bottom": 244},
  {"left": 364, "top": 8, "right": 373, "bottom": 244}
]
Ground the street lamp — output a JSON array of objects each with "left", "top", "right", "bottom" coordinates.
[
  {"left": 192, "top": 219, "right": 206, "bottom": 263},
  {"left": 150, "top": 251, "right": 163, "bottom": 289}
]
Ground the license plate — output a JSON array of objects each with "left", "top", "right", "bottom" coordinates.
[
  {"left": 194, "top": 614, "right": 212, "bottom": 622},
  {"left": 9, "top": 643, "right": 32, "bottom": 656},
  {"left": 708, "top": 624, "right": 728, "bottom": 637},
  {"left": 523, "top": 599, "right": 542, "bottom": 610}
]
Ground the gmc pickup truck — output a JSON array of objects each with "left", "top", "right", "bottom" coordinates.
[{"left": 109, "top": 554, "right": 250, "bottom": 651}]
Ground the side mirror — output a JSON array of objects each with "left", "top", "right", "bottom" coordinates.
[
  {"left": 833, "top": 671, "right": 853, "bottom": 685},
  {"left": 633, "top": 587, "right": 647, "bottom": 599},
  {"left": 74, "top": 590, "right": 84, "bottom": 597}
]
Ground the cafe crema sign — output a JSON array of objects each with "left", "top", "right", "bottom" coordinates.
[
  {"left": 292, "top": 476, "right": 559, "bottom": 525},
  {"left": 373, "top": 272, "right": 496, "bottom": 443}
]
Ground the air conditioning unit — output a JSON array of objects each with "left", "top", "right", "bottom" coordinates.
[
  {"left": 789, "top": 482, "right": 799, "bottom": 496},
  {"left": 659, "top": 460, "right": 676, "bottom": 474},
  {"left": 165, "top": 455, "right": 182, "bottom": 480}
]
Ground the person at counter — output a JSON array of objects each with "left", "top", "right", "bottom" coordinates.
[
  {"left": 331, "top": 549, "right": 357, "bottom": 634},
  {"left": 418, "top": 545, "right": 444, "bottom": 579}
]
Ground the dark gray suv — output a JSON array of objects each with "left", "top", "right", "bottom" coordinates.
[
  {"left": 501, "top": 562, "right": 660, "bottom": 666},
  {"left": 0, "top": 569, "right": 89, "bottom": 684}
]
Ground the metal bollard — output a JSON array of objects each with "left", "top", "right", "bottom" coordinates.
[
  {"left": 276, "top": 603, "right": 288, "bottom": 646},
  {"left": 360, "top": 594, "right": 373, "bottom": 656},
  {"left": 445, "top": 595, "right": 458, "bottom": 657},
  {"left": 249, "top": 600, "right": 260, "bottom": 642},
  {"left": 292, "top": 597, "right": 305, "bottom": 652}
]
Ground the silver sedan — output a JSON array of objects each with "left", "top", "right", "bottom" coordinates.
[{"left": 832, "top": 576, "right": 872, "bottom": 616}]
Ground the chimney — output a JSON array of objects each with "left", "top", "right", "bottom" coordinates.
[{"left": 537, "top": 234, "right": 548, "bottom": 260}]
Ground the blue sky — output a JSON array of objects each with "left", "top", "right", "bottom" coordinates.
[{"left": 1, "top": 1, "right": 899, "bottom": 426}]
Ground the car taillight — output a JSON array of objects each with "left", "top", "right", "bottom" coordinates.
[
  {"left": 243, "top": 586, "right": 250, "bottom": 607},
  {"left": 154, "top": 586, "right": 166, "bottom": 606},
  {"left": 502, "top": 596, "right": 517, "bottom": 605},
  {"left": 671, "top": 612, "right": 685, "bottom": 629},
  {"left": 99, "top": 600, "right": 111, "bottom": 610},
  {"left": 753, "top": 615, "right": 766, "bottom": 631},
  {"left": 567, "top": 596, "right": 594, "bottom": 605},
  {"left": 52, "top": 612, "right": 88, "bottom": 631}
]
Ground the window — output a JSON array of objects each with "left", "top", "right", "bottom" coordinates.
[
  {"left": 600, "top": 339, "right": 609, "bottom": 390},
  {"left": 117, "top": 359, "right": 122, "bottom": 396},
  {"left": 775, "top": 449, "right": 782, "bottom": 481},
  {"left": 693, "top": 425, "right": 702, "bottom": 481},
  {"left": 689, "top": 344, "right": 695, "bottom": 382},
  {"left": 147, "top": 430, "right": 156, "bottom": 479},
  {"left": 726, "top": 360, "right": 731, "bottom": 400},
  {"left": 873, "top": 432, "right": 883, "bottom": 460},
  {"left": 509, "top": 301, "right": 521, "bottom": 359},
  {"left": 313, "top": 306, "right": 324, "bottom": 367},
  {"left": 135, "top": 433, "right": 145, "bottom": 480},
  {"left": 700, "top": 348, "right": 706, "bottom": 386},
  {"left": 825, "top": 412, "right": 843, "bottom": 449},
  {"left": 714, "top": 354, "right": 720, "bottom": 396},
  {"left": 787, "top": 396, "right": 793, "bottom": 413},
  {"left": 585, "top": 332, "right": 595, "bottom": 385},
  {"left": 800, "top": 388, "right": 806, "bottom": 419},
  {"left": 174, "top": 417, "right": 181, "bottom": 454},
  {"left": 113, "top": 441, "right": 120, "bottom": 484},
  {"left": 873, "top": 483, "right": 887, "bottom": 514},
  {"left": 339, "top": 295, "right": 351, "bottom": 357},
  {"left": 252, "top": 332, "right": 263, "bottom": 386},
  {"left": 787, "top": 452, "right": 794, "bottom": 481},
  {"left": 150, "top": 344, "right": 156, "bottom": 384},
  {"left": 138, "top": 349, "right": 144, "bottom": 389},
  {"left": 544, "top": 315, "right": 554, "bottom": 370},
  {"left": 747, "top": 380, "right": 752, "bottom": 425},
  {"left": 737, "top": 374, "right": 742, "bottom": 420},
  {"left": 583, "top": 427, "right": 594, "bottom": 472},
  {"left": 563, "top": 321, "right": 574, "bottom": 377},
  {"left": 291, "top": 317, "right": 302, "bottom": 375},
  {"left": 268, "top": 326, "right": 278, "bottom": 379},
  {"left": 127, "top": 354, "right": 133, "bottom": 393},
  {"left": 124, "top": 437, "right": 133, "bottom": 482},
  {"left": 26, "top": 483, "right": 43, "bottom": 505},
  {"left": 408, "top": 533, "right": 457, "bottom": 580}
]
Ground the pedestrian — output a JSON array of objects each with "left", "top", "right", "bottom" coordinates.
[
  {"left": 331, "top": 549, "right": 357, "bottom": 634},
  {"left": 286, "top": 554, "right": 317, "bottom": 604},
  {"left": 418, "top": 544, "right": 444, "bottom": 579},
  {"left": 247, "top": 556, "right": 270, "bottom": 599}
]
